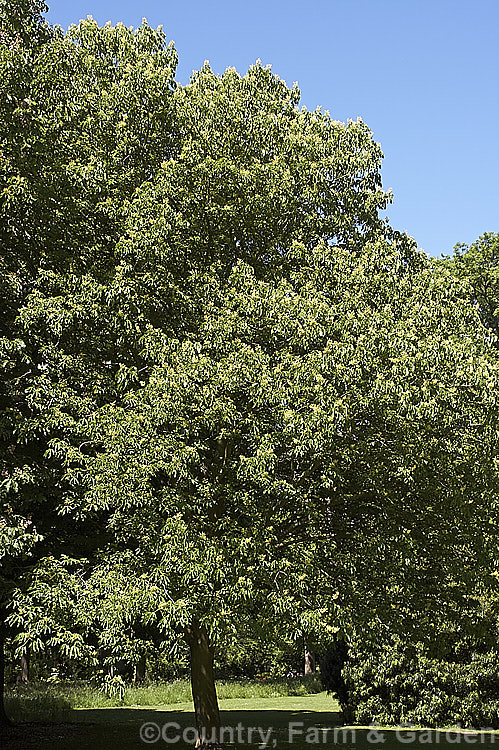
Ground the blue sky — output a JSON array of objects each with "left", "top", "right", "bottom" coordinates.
[{"left": 46, "top": 0, "right": 499, "bottom": 258}]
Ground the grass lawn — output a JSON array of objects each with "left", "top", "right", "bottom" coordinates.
[
  {"left": 3, "top": 690, "right": 499, "bottom": 750},
  {"left": 2, "top": 693, "right": 339, "bottom": 750}
]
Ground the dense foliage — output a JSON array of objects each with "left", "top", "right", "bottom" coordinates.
[
  {"left": 1, "top": 0, "right": 499, "bottom": 736},
  {"left": 341, "top": 642, "right": 499, "bottom": 729},
  {"left": 443, "top": 232, "right": 499, "bottom": 340}
]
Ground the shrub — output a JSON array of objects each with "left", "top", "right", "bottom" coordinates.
[{"left": 339, "top": 642, "right": 499, "bottom": 729}]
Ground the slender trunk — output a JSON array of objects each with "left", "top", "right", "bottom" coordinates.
[
  {"left": 185, "top": 620, "right": 221, "bottom": 748},
  {"left": 0, "top": 608, "right": 12, "bottom": 727},
  {"left": 18, "top": 652, "right": 29, "bottom": 684},
  {"left": 135, "top": 655, "right": 146, "bottom": 683},
  {"left": 304, "top": 643, "right": 316, "bottom": 675}
]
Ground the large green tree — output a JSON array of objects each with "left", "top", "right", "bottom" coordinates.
[
  {"left": 2, "top": 7, "right": 499, "bottom": 745},
  {"left": 67, "top": 235, "right": 498, "bottom": 743},
  {"left": 32, "top": 55, "right": 400, "bottom": 742},
  {"left": 67, "top": 65, "right": 497, "bottom": 745},
  {"left": 0, "top": 1, "right": 177, "bottom": 725}
]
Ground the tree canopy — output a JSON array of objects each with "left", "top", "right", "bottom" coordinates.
[
  {"left": 1, "top": 3, "right": 499, "bottom": 740},
  {"left": 442, "top": 232, "right": 499, "bottom": 340}
]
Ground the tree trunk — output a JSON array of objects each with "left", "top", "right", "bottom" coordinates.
[
  {"left": 304, "top": 643, "right": 316, "bottom": 675},
  {"left": 185, "top": 620, "right": 221, "bottom": 748},
  {"left": 135, "top": 655, "right": 146, "bottom": 683},
  {"left": 0, "top": 608, "right": 12, "bottom": 727},
  {"left": 18, "top": 652, "right": 29, "bottom": 685}
]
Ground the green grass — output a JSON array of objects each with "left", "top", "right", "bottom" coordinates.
[
  {"left": 3, "top": 692, "right": 341, "bottom": 750},
  {"left": 4, "top": 692, "right": 499, "bottom": 750},
  {"left": 5, "top": 676, "right": 323, "bottom": 723}
]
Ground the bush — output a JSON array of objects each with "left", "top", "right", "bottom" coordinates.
[{"left": 339, "top": 642, "right": 499, "bottom": 729}]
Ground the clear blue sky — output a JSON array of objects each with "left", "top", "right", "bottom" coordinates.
[{"left": 46, "top": 0, "right": 499, "bottom": 258}]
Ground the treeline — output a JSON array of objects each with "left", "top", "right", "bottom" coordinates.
[
  {"left": 6, "top": 633, "right": 314, "bottom": 687},
  {"left": 1, "top": 0, "right": 499, "bottom": 737}
]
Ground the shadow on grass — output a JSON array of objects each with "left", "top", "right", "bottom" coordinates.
[{"left": 2, "top": 707, "right": 498, "bottom": 750}]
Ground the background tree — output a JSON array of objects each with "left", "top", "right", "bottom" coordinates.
[
  {"left": 441, "top": 232, "right": 499, "bottom": 339},
  {"left": 0, "top": 515, "right": 41, "bottom": 725},
  {"left": 0, "top": 4, "right": 177, "bottom": 724}
]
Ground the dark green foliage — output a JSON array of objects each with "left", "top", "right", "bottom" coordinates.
[
  {"left": 340, "top": 642, "right": 499, "bottom": 729},
  {"left": 0, "top": 2, "right": 178, "bottom": 674},
  {"left": 318, "top": 641, "right": 349, "bottom": 708},
  {"left": 2, "top": 3, "right": 499, "bottom": 732}
]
